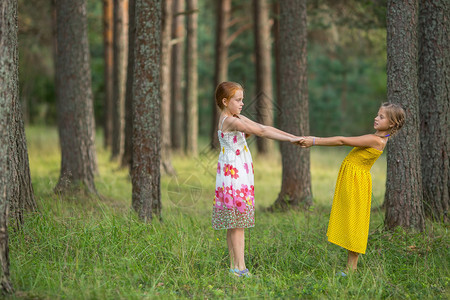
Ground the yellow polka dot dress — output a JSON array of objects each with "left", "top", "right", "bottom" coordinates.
[{"left": 327, "top": 147, "right": 382, "bottom": 254}]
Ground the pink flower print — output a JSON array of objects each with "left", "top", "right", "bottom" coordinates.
[
  {"left": 233, "top": 189, "right": 247, "bottom": 213},
  {"left": 244, "top": 163, "right": 249, "bottom": 174},
  {"left": 223, "top": 164, "right": 230, "bottom": 176},
  {"left": 223, "top": 193, "right": 234, "bottom": 209},
  {"left": 215, "top": 199, "right": 224, "bottom": 210},
  {"left": 236, "top": 149, "right": 240, "bottom": 156},
  {"left": 223, "top": 164, "right": 239, "bottom": 179},
  {"left": 235, "top": 198, "right": 246, "bottom": 213},
  {"left": 221, "top": 132, "right": 224, "bottom": 138},
  {"left": 225, "top": 185, "right": 233, "bottom": 196},
  {"left": 239, "top": 184, "right": 253, "bottom": 206},
  {"left": 217, "top": 162, "right": 221, "bottom": 174},
  {"left": 215, "top": 186, "right": 224, "bottom": 200},
  {"left": 251, "top": 162, "right": 254, "bottom": 174},
  {"left": 241, "top": 184, "right": 249, "bottom": 194},
  {"left": 233, "top": 135, "right": 237, "bottom": 143},
  {"left": 214, "top": 186, "right": 225, "bottom": 210}
]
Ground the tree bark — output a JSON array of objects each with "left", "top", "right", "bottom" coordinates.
[
  {"left": 6, "top": 0, "right": 37, "bottom": 229},
  {"left": 185, "top": 0, "right": 199, "bottom": 156},
  {"left": 384, "top": 0, "right": 425, "bottom": 231},
  {"left": 112, "top": 0, "right": 129, "bottom": 160},
  {"left": 132, "top": 0, "right": 162, "bottom": 222},
  {"left": 103, "top": 0, "right": 114, "bottom": 149},
  {"left": 55, "top": 0, "right": 98, "bottom": 195},
  {"left": 0, "top": 0, "right": 17, "bottom": 293},
  {"left": 271, "top": 0, "right": 312, "bottom": 210},
  {"left": 121, "top": 0, "right": 135, "bottom": 169},
  {"left": 170, "top": 0, "right": 185, "bottom": 151},
  {"left": 211, "top": 0, "right": 231, "bottom": 149},
  {"left": 273, "top": 1, "right": 281, "bottom": 111},
  {"left": 418, "top": 0, "right": 449, "bottom": 223},
  {"left": 9, "top": 93, "right": 37, "bottom": 228},
  {"left": 253, "top": 0, "right": 274, "bottom": 154},
  {"left": 161, "top": 0, "right": 176, "bottom": 175}
]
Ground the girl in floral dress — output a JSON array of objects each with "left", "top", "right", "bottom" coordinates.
[{"left": 212, "top": 82, "right": 301, "bottom": 277}]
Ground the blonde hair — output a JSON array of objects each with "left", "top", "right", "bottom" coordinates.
[
  {"left": 381, "top": 102, "right": 405, "bottom": 136},
  {"left": 215, "top": 82, "right": 243, "bottom": 110}
]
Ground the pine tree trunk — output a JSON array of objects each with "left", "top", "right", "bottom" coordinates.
[
  {"left": 121, "top": 0, "right": 135, "bottom": 169},
  {"left": 112, "top": 0, "right": 128, "bottom": 160},
  {"left": 132, "top": 0, "right": 162, "bottom": 222},
  {"left": 185, "top": 0, "right": 199, "bottom": 155},
  {"left": 253, "top": 0, "right": 274, "bottom": 154},
  {"left": 161, "top": 0, "right": 176, "bottom": 175},
  {"left": 271, "top": 0, "right": 312, "bottom": 210},
  {"left": 211, "top": 0, "right": 230, "bottom": 149},
  {"left": 55, "top": 0, "right": 98, "bottom": 195},
  {"left": 418, "top": 0, "right": 449, "bottom": 223},
  {"left": 170, "top": 0, "right": 185, "bottom": 151},
  {"left": 103, "top": 0, "right": 114, "bottom": 149},
  {"left": 384, "top": 0, "right": 425, "bottom": 231},
  {"left": 0, "top": 0, "right": 17, "bottom": 292},
  {"left": 9, "top": 97, "right": 36, "bottom": 228},
  {"left": 273, "top": 1, "right": 281, "bottom": 111},
  {"left": 4, "top": 0, "right": 37, "bottom": 228}
]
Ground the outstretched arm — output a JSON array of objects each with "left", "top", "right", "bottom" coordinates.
[
  {"left": 238, "top": 115, "right": 298, "bottom": 139},
  {"left": 224, "top": 115, "right": 299, "bottom": 143},
  {"left": 300, "top": 134, "right": 384, "bottom": 150}
]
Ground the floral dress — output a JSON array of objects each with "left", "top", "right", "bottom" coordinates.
[{"left": 212, "top": 116, "right": 255, "bottom": 230}]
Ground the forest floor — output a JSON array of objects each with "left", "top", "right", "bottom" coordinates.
[{"left": 8, "top": 127, "right": 449, "bottom": 299}]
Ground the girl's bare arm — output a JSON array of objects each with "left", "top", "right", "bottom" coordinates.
[{"left": 300, "top": 135, "right": 384, "bottom": 150}]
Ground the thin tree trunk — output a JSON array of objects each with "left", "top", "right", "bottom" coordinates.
[
  {"left": 418, "top": 0, "right": 449, "bottom": 223},
  {"left": 273, "top": 1, "right": 281, "bottom": 114},
  {"left": 55, "top": 0, "right": 98, "bottom": 195},
  {"left": 132, "top": 0, "right": 162, "bottom": 222},
  {"left": 384, "top": 0, "right": 424, "bottom": 231},
  {"left": 121, "top": 0, "right": 135, "bottom": 169},
  {"left": 103, "top": 0, "right": 114, "bottom": 149},
  {"left": 185, "top": 0, "right": 199, "bottom": 155},
  {"left": 271, "top": 0, "right": 312, "bottom": 210},
  {"left": 112, "top": 0, "right": 128, "bottom": 160},
  {"left": 0, "top": 0, "right": 17, "bottom": 293},
  {"left": 211, "top": 0, "right": 231, "bottom": 149},
  {"left": 170, "top": 0, "right": 185, "bottom": 151},
  {"left": 253, "top": 0, "right": 274, "bottom": 154},
  {"left": 161, "top": 0, "right": 176, "bottom": 175}
]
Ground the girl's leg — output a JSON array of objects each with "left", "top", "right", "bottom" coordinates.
[
  {"left": 230, "top": 228, "right": 246, "bottom": 271},
  {"left": 347, "top": 250, "right": 359, "bottom": 271},
  {"left": 227, "top": 229, "right": 235, "bottom": 269}
]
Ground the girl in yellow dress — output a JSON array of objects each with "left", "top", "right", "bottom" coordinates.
[{"left": 299, "top": 103, "right": 405, "bottom": 274}]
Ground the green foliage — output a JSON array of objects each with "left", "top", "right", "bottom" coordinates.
[
  {"left": 308, "top": 44, "right": 387, "bottom": 136},
  {"left": 9, "top": 127, "right": 449, "bottom": 299},
  {"left": 18, "top": 0, "right": 389, "bottom": 138}
]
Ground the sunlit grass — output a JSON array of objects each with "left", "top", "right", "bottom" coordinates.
[{"left": 9, "top": 126, "right": 449, "bottom": 299}]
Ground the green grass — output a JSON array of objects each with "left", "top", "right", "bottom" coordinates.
[{"left": 8, "top": 126, "right": 449, "bottom": 299}]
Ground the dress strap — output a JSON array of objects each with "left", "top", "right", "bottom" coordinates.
[{"left": 220, "top": 116, "right": 228, "bottom": 130}]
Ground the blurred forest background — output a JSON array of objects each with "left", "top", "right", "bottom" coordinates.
[
  {"left": 18, "top": 0, "right": 387, "bottom": 137},
  {"left": 1, "top": 0, "right": 448, "bottom": 297}
]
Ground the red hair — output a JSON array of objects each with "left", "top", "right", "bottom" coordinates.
[{"left": 215, "top": 82, "right": 243, "bottom": 110}]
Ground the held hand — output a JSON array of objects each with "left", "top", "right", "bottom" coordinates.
[
  {"left": 300, "top": 136, "right": 314, "bottom": 148},
  {"left": 290, "top": 136, "right": 304, "bottom": 144}
]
